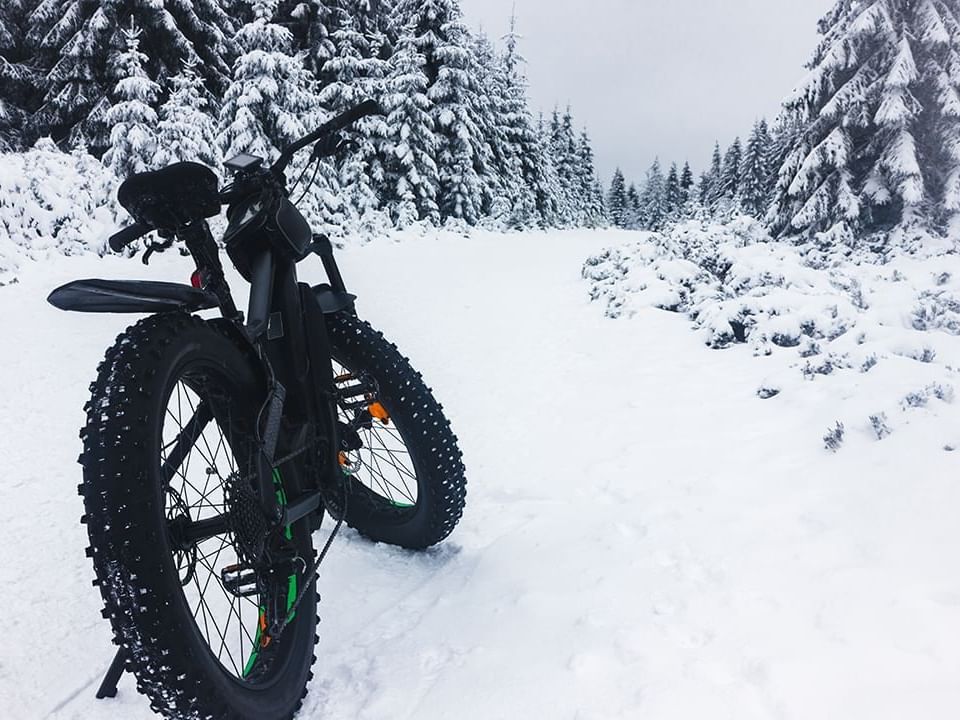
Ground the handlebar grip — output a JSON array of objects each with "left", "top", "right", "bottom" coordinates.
[
  {"left": 328, "top": 99, "right": 383, "bottom": 133},
  {"left": 272, "top": 100, "right": 384, "bottom": 174},
  {"left": 108, "top": 222, "right": 151, "bottom": 253}
]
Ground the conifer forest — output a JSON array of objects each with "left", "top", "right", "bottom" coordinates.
[{"left": 0, "top": 0, "right": 606, "bottom": 237}]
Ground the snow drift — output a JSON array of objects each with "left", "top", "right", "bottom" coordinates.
[
  {"left": 583, "top": 216, "right": 960, "bottom": 449},
  {"left": 0, "top": 140, "right": 121, "bottom": 285}
]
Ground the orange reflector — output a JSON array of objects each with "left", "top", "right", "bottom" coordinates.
[
  {"left": 338, "top": 451, "right": 348, "bottom": 466},
  {"left": 368, "top": 402, "right": 390, "bottom": 423},
  {"left": 259, "top": 612, "right": 271, "bottom": 647}
]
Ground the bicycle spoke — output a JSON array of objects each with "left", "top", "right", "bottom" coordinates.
[
  {"left": 162, "top": 403, "right": 213, "bottom": 484},
  {"left": 161, "top": 372, "right": 273, "bottom": 682}
]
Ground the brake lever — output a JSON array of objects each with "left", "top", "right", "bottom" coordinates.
[
  {"left": 141, "top": 235, "right": 175, "bottom": 265},
  {"left": 310, "top": 133, "right": 343, "bottom": 161},
  {"left": 336, "top": 138, "right": 360, "bottom": 155}
]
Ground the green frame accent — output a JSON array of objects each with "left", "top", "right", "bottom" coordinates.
[{"left": 242, "top": 469, "right": 299, "bottom": 678}]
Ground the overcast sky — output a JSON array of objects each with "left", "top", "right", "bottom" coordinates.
[{"left": 458, "top": 0, "right": 836, "bottom": 184}]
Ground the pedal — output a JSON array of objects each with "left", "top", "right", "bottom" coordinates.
[
  {"left": 333, "top": 372, "right": 377, "bottom": 413},
  {"left": 221, "top": 563, "right": 260, "bottom": 598}
]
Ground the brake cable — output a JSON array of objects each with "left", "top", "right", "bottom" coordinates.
[
  {"left": 293, "top": 154, "right": 323, "bottom": 206},
  {"left": 286, "top": 153, "right": 316, "bottom": 199},
  {"left": 141, "top": 235, "right": 175, "bottom": 265}
]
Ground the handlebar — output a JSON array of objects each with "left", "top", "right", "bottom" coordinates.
[
  {"left": 109, "top": 101, "right": 383, "bottom": 254},
  {"left": 108, "top": 222, "right": 151, "bottom": 253},
  {"left": 271, "top": 99, "right": 382, "bottom": 175}
]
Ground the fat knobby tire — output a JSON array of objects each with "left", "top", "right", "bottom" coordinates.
[
  {"left": 325, "top": 311, "right": 467, "bottom": 549},
  {"left": 79, "top": 312, "right": 318, "bottom": 720}
]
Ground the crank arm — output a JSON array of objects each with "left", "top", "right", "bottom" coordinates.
[{"left": 280, "top": 491, "right": 322, "bottom": 527}]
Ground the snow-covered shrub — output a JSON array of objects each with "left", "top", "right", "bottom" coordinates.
[
  {"left": 912, "top": 291, "right": 960, "bottom": 335},
  {"left": 584, "top": 215, "right": 960, "bottom": 449},
  {"left": 823, "top": 422, "right": 845, "bottom": 452},
  {"left": 583, "top": 215, "right": 856, "bottom": 348},
  {"left": 0, "top": 139, "right": 121, "bottom": 283},
  {"left": 869, "top": 413, "right": 892, "bottom": 440},
  {"left": 756, "top": 384, "right": 780, "bottom": 399}
]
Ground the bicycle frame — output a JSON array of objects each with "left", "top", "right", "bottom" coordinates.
[{"left": 48, "top": 217, "right": 357, "bottom": 527}]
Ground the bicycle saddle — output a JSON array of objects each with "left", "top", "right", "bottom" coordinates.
[{"left": 117, "top": 162, "right": 221, "bottom": 231}]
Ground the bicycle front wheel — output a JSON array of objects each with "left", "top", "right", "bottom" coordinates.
[
  {"left": 80, "top": 313, "right": 317, "bottom": 720},
  {"left": 325, "top": 311, "right": 467, "bottom": 549}
]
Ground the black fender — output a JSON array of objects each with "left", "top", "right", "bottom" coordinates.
[
  {"left": 312, "top": 283, "right": 356, "bottom": 314},
  {"left": 47, "top": 279, "right": 218, "bottom": 314}
]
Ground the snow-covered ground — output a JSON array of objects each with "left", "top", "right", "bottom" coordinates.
[{"left": 2, "top": 229, "right": 959, "bottom": 720}]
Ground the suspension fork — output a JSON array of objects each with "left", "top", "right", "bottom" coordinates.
[
  {"left": 299, "top": 283, "right": 342, "bottom": 494},
  {"left": 247, "top": 252, "right": 326, "bottom": 517}
]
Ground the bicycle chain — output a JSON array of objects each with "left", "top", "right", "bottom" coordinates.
[
  {"left": 232, "top": 436, "right": 349, "bottom": 639},
  {"left": 268, "top": 486, "right": 347, "bottom": 637}
]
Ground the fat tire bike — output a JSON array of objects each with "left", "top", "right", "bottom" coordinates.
[{"left": 48, "top": 100, "right": 467, "bottom": 720}]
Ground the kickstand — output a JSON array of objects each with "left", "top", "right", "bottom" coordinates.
[{"left": 95, "top": 649, "right": 126, "bottom": 699}]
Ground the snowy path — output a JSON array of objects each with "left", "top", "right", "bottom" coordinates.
[{"left": 1, "top": 230, "right": 958, "bottom": 720}]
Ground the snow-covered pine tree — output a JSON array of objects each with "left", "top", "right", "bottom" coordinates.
[
  {"left": 103, "top": 21, "right": 159, "bottom": 179},
  {"left": 719, "top": 136, "right": 742, "bottom": 201},
  {"left": 381, "top": 23, "right": 440, "bottom": 225},
  {"left": 470, "top": 29, "right": 516, "bottom": 224},
  {"left": 664, "top": 162, "right": 682, "bottom": 218},
  {"left": 154, "top": 59, "right": 221, "bottom": 169},
  {"left": 0, "top": 0, "right": 34, "bottom": 151},
  {"left": 549, "top": 107, "right": 584, "bottom": 225},
  {"left": 924, "top": 1, "right": 960, "bottom": 229},
  {"left": 592, "top": 179, "right": 608, "bottom": 226},
  {"left": 28, "top": 0, "right": 105, "bottom": 149},
  {"left": 393, "top": 0, "right": 493, "bottom": 225},
  {"left": 698, "top": 172, "right": 711, "bottom": 206},
  {"left": 704, "top": 141, "right": 723, "bottom": 205},
  {"left": 29, "top": 0, "right": 236, "bottom": 153},
  {"left": 20, "top": 0, "right": 60, "bottom": 104},
  {"left": 770, "top": 0, "right": 960, "bottom": 238},
  {"left": 498, "top": 11, "right": 548, "bottom": 227},
  {"left": 739, "top": 119, "right": 772, "bottom": 217},
  {"left": 577, "top": 130, "right": 606, "bottom": 226},
  {"left": 173, "top": 0, "right": 239, "bottom": 95},
  {"left": 535, "top": 111, "right": 564, "bottom": 227},
  {"left": 320, "top": 9, "right": 391, "bottom": 225},
  {"left": 625, "top": 182, "right": 641, "bottom": 229},
  {"left": 220, "top": 0, "right": 347, "bottom": 233},
  {"left": 285, "top": 0, "right": 338, "bottom": 75},
  {"left": 219, "top": 0, "right": 318, "bottom": 160},
  {"left": 767, "top": 114, "right": 803, "bottom": 202},
  {"left": 608, "top": 168, "right": 628, "bottom": 227},
  {"left": 432, "top": 33, "right": 493, "bottom": 224},
  {"left": 640, "top": 158, "right": 667, "bottom": 229},
  {"left": 680, "top": 161, "right": 695, "bottom": 207}
]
